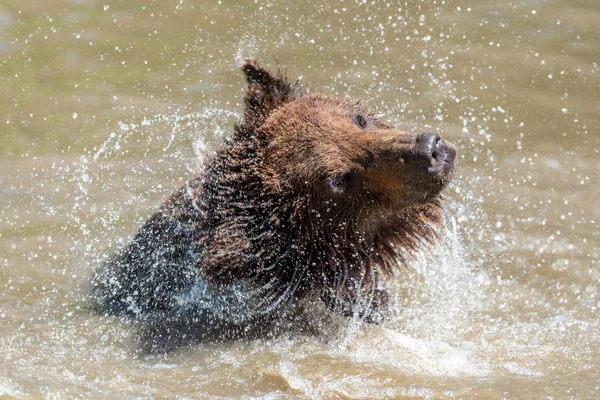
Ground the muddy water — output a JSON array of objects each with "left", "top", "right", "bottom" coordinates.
[{"left": 1, "top": 0, "right": 599, "bottom": 398}]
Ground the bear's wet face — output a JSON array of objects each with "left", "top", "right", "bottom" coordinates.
[
  {"left": 90, "top": 60, "right": 458, "bottom": 344},
  {"left": 260, "top": 96, "right": 456, "bottom": 231}
]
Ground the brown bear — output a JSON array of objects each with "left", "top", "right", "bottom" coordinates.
[{"left": 91, "top": 60, "right": 456, "bottom": 343}]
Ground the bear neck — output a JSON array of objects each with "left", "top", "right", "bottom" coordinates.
[{"left": 196, "top": 143, "right": 382, "bottom": 295}]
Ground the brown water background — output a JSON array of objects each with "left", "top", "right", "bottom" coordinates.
[{"left": 1, "top": 0, "right": 599, "bottom": 398}]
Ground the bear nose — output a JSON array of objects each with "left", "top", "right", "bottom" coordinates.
[{"left": 414, "top": 133, "right": 449, "bottom": 174}]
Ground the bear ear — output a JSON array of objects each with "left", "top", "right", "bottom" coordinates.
[
  {"left": 327, "top": 172, "right": 354, "bottom": 195},
  {"left": 241, "top": 59, "right": 303, "bottom": 128}
]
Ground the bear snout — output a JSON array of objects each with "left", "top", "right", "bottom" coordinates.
[{"left": 413, "top": 132, "right": 455, "bottom": 174}]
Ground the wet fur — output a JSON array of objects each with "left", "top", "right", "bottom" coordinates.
[{"left": 91, "top": 60, "right": 454, "bottom": 340}]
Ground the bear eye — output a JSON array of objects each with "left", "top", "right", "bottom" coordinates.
[{"left": 352, "top": 114, "right": 368, "bottom": 129}]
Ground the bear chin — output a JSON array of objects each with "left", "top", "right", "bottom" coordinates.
[{"left": 89, "top": 60, "right": 456, "bottom": 347}]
